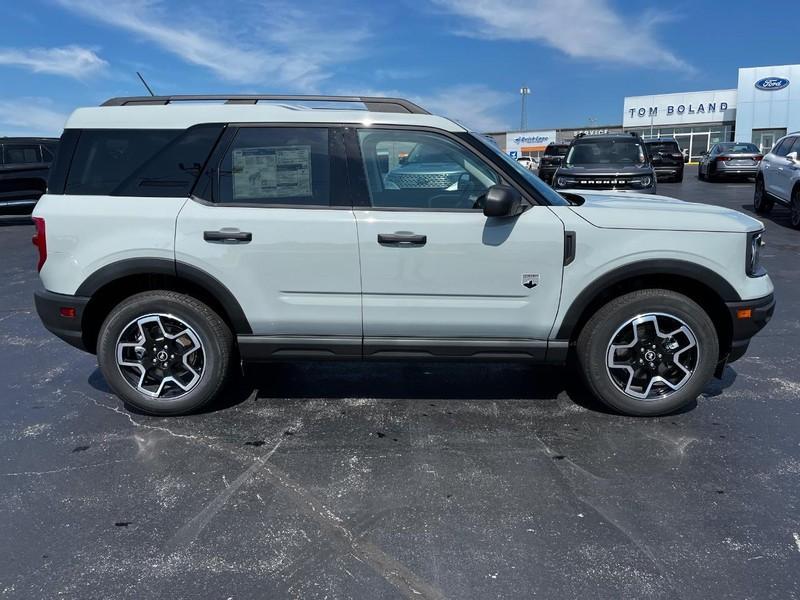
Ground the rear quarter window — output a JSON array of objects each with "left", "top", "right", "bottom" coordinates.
[{"left": 64, "top": 126, "right": 223, "bottom": 196}]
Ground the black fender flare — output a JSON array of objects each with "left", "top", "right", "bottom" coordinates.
[
  {"left": 76, "top": 257, "right": 252, "bottom": 334},
  {"left": 555, "top": 259, "right": 740, "bottom": 340}
]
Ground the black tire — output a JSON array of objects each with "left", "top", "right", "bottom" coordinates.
[
  {"left": 576, "top": 289, "right": 718, "bottom": 417},
  {"left": 697, "top": 165, "right": 705, "bottom": 180},
  {"left": 791, "top": 187, "right": 800, "bottom": 229},
  {"left": 674, "top": 171, "right": 683, "bottom": 183},
  {"left": 97, "top": 291, "right": 234, "bottom": 416},
  {"left": 753, "top": 177, "right": 774, "bottom": 214}
]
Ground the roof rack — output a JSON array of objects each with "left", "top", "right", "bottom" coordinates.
[{"left": 100, "top": 94, "right": 430, "bottom": 114}]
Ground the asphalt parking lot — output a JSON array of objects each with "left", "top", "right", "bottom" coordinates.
[{"left": 1, "top": 166, "right": 799, "bottom": 599}]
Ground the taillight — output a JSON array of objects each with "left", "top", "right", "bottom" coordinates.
[
  {"left": 31, "top": 216, "right": 47, "bottom": 272},
  {"left": 716, "top": 156, "right": 731, "bottom": 162},
  {"left": 754, "top": 155, "right": 763, "bottom": 161}
]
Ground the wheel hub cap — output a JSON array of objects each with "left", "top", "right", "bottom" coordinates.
[
  {"left": 606, "top": 313, "right": 699, "bottom": 401},
  {"left": 115, "top": 314, "right": 205, "bottom": 399}
]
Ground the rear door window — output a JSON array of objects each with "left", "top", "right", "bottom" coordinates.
[{"left": 217, "top": 127, "right": 332, "bottom": 206}]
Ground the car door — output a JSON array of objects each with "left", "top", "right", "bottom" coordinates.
[
  {"left": 348, "top": 127, "right": 564, "bottom": 358},
  {"left": 175, "top": 126, "right": 363, "bottom": 347},
  {"left": 764, "top": 136, "right": 795, "bottom": 200}
]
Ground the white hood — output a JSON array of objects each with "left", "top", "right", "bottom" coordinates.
[{"left": 567, "top": 190, "right": 762, "bottom": 233}]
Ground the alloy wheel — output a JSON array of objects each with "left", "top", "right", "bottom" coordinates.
[
  {"left": 605, "top": 313, "right": 699, "bottom": 400},
  {"left": 115, "top": 313, "right": 205, "bottom": 399}
]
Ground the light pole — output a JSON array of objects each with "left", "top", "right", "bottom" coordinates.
[{"left": 519, "top": 86, "right": 530, "bottom": 131}]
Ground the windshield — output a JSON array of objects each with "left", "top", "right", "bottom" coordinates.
[
  {"left": 717, "top": 143, "right": 759, "bottom": 154},
  {"left": 566, "top": 139, "right": 646, "bottom": 166},
  {"left": 545, "top": 145, "right": 568, "bottom": 157},
  {"left": 466, "top": 133, "right": 570, "bottom": 206}
]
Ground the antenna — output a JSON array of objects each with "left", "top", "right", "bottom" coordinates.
[{"left": 136, "top": 72, "right": 155, "bottom": 97}]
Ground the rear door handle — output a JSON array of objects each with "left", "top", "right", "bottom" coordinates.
[
  {"left": 203, "top": 230, "right": 252, "bottom": 243},
  {"left": 378, "top": 232, "right": 427, "bottom": 246}
]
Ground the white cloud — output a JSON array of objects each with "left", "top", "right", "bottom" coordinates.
[
  {"left": 413, "top": 85, "right": 513, "bottom": 132},
  {"left": 55, "top": 0, "right": 369, "bottom": 91},
  {"left": 335, "top": 84, "right": 513, "bottom": 132},
  {"left": 433, "top": 0, "right": 691, "bottom": 71},
  {"left": 0, "top": 45, "right": 107, "bottom": 79},
  {"left": 0, "top": 99, "right": 68, "bottom": 137}
]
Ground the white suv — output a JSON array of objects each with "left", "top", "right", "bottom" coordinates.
[
  {"left": 33, "top": 95, "right": 775, "bottom": 417},
  {"left": 754, "top": 132, "right": 800, "bottom": 228}
]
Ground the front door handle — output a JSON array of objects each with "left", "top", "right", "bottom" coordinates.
[
  {"left": 378, "top": 232, "right": 427, "bottom": 246},
  {"left": 204, "top": 230, "right": 252, "bottom": 243}
]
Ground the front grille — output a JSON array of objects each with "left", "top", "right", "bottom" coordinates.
[
  {"left": 568, "top": 177, "right": 639, "bottom": 188},
  {"left": 387, "top": 172, "right": 460, "bottom": 189}
]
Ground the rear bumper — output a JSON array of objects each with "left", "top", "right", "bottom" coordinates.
[
  {"left": 654, "top": 166, "right": 682, "bottom": 177},
  {"left": 34, "top": 289, "right": 90, "bottom": 352},
  {"left": 725, "top": 293, "right": 775, "bottom": 362},
  {"left": 716, "top": 165, "right": 759, "bottom": 176}
]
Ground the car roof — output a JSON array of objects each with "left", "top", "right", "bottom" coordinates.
[
  {"left": 571, "top": 134, "right": 642, "bottom": 143},
  {"left": 65, "top": 95, "right": 466, "bottom": 132},
  {"left": 0, "top": 137, "right": 59, "bottom": 143}
]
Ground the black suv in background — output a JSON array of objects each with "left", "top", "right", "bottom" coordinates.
[
  {"left": 644, "top": 138, "right": 684, "bottom": 182},
  {"left": 552, "top": 132, "right": 657, "bottom": 194},
  {"left": 0, "top": 137, "right": 58, "bottom": 214},
  {"left": 537, "top": 142, "right": 569, "bottom": 184}
]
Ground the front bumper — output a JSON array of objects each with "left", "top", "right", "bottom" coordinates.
[
  {"left": 725, "top": 293, "right": 775, "bottom": 362},
  {"left": 34, "top": 289, "right": 90, "bottom": 352}
]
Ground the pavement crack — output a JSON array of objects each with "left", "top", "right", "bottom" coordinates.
[
  {"left": 78, "top": 391, "right": 205, "bottom": 442},
  {"left": 0, "top": 458, "right": 131, "bottom": 477}
]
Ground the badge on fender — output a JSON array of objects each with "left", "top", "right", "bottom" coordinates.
[{"left": 522, "top": 273, "right": 539, "bottom": 289}]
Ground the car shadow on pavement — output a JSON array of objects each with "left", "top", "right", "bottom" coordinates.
[
  {"left": 739, "top": 204, "right": 796, "bottom": 231},
  {"left": 89, "top": 359, "right": 736, "bottom": 417}
]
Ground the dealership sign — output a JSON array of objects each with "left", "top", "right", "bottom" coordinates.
[
  {"left": 505, "top": 130, "right": 557, "bottom": 154},
  {"left": 754, "top": 77, "right": 790, "bottom": 91},
  {"left": 627, "top": 102, "right": 728, "bottom": 119}
]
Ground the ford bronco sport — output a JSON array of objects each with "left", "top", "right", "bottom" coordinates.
[{"left": 33, "top": 95, "right": 774, "bottom": 417}]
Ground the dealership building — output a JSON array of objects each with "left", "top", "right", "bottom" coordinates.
[{"left": 491, "top": 63, "right": 799, "bottom": 162}]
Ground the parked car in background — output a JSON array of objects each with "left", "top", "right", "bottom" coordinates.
[
  {"left": 552, "top": 132, "right": 657, "bottom": 194},
  {"left": 698, "top": 142, "right": 762, "bottom": 182},
  {"left": 754, "top": 132, "right": 800, "bottom": 228},
  {"left": 644, "top": 138, "right": 684, "bottom": 182},
  {"left": 0, "top": 137, "right": 58, "bottom": 214},
  {"left": 537, "top": 142, "right": 569, "bottom": 184},
  {"left": 516, "top": 156, "right": 538, "bottom": 170},
  {"left": 384, "top": 141, "right": 468, "bottom": 191}
]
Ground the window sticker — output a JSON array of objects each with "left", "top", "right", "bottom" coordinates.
[{"left": 232, "top": 145, "right": 312, "bottom": 200}]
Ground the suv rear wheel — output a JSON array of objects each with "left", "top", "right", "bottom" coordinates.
[
  {"left": 577, "top": 289, "right": 718, "bottom": 416},
  {"left": 97, "top": 291, "right": 233, "bottom": 415},
  {"left": 753, "top": 177, "right": 774, "bottom": 214}
]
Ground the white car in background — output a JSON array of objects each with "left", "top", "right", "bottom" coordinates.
[
  {"left": 754, "top": 132, "right": 800, "bottom": 228},
  {"left": 516, "top": 156, "right": 538, "bottom": 170}
]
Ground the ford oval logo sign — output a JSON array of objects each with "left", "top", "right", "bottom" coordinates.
[{"left": 755, "top": 77, "right": 790, "bottom": 91}]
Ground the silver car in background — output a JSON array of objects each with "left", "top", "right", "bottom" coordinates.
[{"left": 698, "top": 142, "right": 763, "bottom": 181}]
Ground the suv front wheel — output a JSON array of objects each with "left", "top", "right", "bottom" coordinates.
[
  {"left": 97, "top": 291, "right": 234, "bottom": 415},
  {"left": 753, "top": 177, "right": 774, "bottom": 215},
  {"left": 577, "top": 289, "right": 718, "bottom": 416}
]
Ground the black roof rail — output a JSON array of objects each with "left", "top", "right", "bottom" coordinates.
[{"left": 100, "top": 94, "right": 430, "bottom": 114}]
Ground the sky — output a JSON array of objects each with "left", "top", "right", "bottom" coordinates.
[{"left": 0, "top": 0, "right": 796, "bottom": 136}]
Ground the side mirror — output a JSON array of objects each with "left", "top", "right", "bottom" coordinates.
[
  {"left": 398, "top": 155, "right": 409, "bottom": 165},
  {"left": 483, "top": 184, "right": 522, "bottom": 218},
  {"left": 787, "top": 151, "right": 798, "bottom": 162}
]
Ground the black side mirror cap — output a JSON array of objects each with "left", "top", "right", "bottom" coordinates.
[{"left": 483, "top": 184, "right": 523, "bottom": 218}]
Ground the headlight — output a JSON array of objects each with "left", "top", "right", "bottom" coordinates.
[
  {"left": 639, "top": 176, "right": 652, "bottom": 187},
  {"left": 746, "top": 230, "right": 765, "bottom": 276},
  {"left": 556, "top": 177, "right": 567, "bottom": 187}
]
